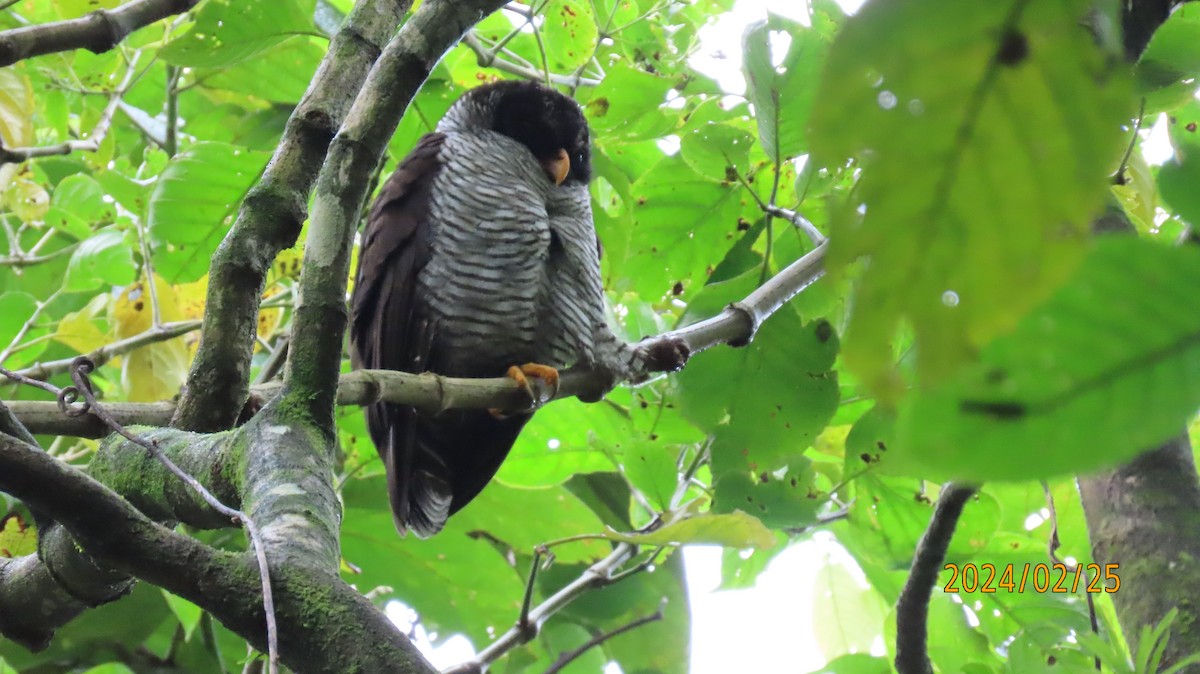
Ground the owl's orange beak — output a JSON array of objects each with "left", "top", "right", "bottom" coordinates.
[{"left": 541, "top": 148, "right": 570, "bottom": 186}]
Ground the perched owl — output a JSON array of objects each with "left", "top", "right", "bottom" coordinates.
[{"left": 350, "top": 81, "right": 685, "bottom": 537}]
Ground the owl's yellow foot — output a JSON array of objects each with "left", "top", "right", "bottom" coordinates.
[
  {"left": 508, "top": 363, "right": 559, "bottom": 392},
  {"left": 489, "top": 363, "right": 560, "bottom": 417}
]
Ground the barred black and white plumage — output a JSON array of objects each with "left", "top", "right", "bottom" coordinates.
[{"left": 350, "top": 81, "right": 671, "bottom": 537}]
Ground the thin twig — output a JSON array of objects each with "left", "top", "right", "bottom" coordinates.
[
  {"left": 1042, "top": 482, "right": 1101, "bottom": 670},
  {"left": 135, "top": 249, "right": 163, "bottom": 330},
  {"left": 1, "top": 359, "right": 279, "bottom": 674},
  {"left": 763, "top": 204, "right": 825, "bottom": 246},
  {"left": 0, "top": 289, "right": 61, "bottom": 366},
  {"left": 517, "top": 547, "right": 546, "bottom": 640},
  {"left": 164, "top": 64, "right": 182, "bottom": 157},
  {"left": 1113, "top": 97, "right": 1146, "bottom": 186},
  {"left": 463, "top": 33, "right": 600, "bottom": 87},
  {"left": 0, "top": 52, "right": 141, "bottom": 164},
  {"left": 443, "top": 542, "right": 639, "bottom": 673},
  {"left": 2, "top": 320, "right": 201, "bottom": 385},
  {"left": 542, "top": 600, "right": 666, "bottom": 674},
  {"left": 253, "top": 334, "right": 290, "bottom": 385},
  {"left": 527, "top": 2, "right": 552, "bottom": 87}
]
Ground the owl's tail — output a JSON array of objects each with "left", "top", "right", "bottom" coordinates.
[{"left": 370, "top": 403, "right": 530, "bottom": 538}]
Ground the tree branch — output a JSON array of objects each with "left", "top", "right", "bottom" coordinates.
[
  {"left": 895, "top": 482, "right": 978, "bottom": 674},
  {"left": 0, "top": 243, "right": 77, "bottom": 268},
  {"left": 0, "top": 51, "right": 141, "bottom": 165},
  {"left": 0, "top": 430, "right": 437, "bottom": 673},
  {"left": 7, "top": 240, "right": 827, "bottom": 436},
  {"left": 444, "top": 542, "right": 640, "bottom": 674},
  {"left": 0, "top": 0, "right": 199, "bottom": 67},
  {"left": 283, "top": 0, "right": 510, "bottom": 427},
  {"left": 75, "top": 359, "right": 279, "bottom": 671},
  {"left": 172, "top": 0, "right": 415, "bottom": 432}
]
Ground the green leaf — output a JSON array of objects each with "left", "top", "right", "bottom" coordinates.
[
  {"left": 0, "top": 293, "right": 38, "bottom": 355},
  {"left": 341, "top": 476, "right": 608, "bottom": 642},
  {"left": 1136, "top": 4, "right": 1200, "bottom": 112},
  {"left": 678, "top": 271, "right": 839, "bottom": 477},
  {"left": 160, "top": 0, "right": 318, "bottom": 68},
  {"left": 583, "top": 64, "right": 677, "bottom": 142},
  {"left": 202, "top": 36, "right": 325, "bottom": 104},
  {"left": 896, "top": 237, "right": 1200, "bottom": 481},
  {"left": 598, "top": 551, "right": 689, "bottom": 674},
  {"left": 603, "top": 510, "right": 776, "bottom": 549},
  {"left": 541, "top": 623, "right": 608, "bottom": 674},
  {"left": 451, "top": 482, "right": 610, "bottom": 564},
  {"left": 160, "top": 590, "right": 203, "bottom": 641},
  {"left": 51, "top": 174, "right": 114, "bottom": 227},
  {"left": 812, "top": 561, "right": 889, "bottom": 662},
  {"left": 742, "top": 14, "right": 827, "bottom": 162},
  {"left": 147, "top": 142, "right": 270, "bottom": 282},
  {"left": 679, "top": 122, "right": 753, "bottom": 179},
  {"left": 541, "top": 1, "right": 598, "bottom": 73},
  {"left": 1157, "top": 101, "right": 1200, "bottom": 226},
  {"left": 620, "top": 441, "right": 677, "bottom": 511},
  {"left": 497, "top": 398, "right": 629, "bottom": 488},
  {"left": 95, "top": 167, "right": 152, "bottom": 217},
  {"left": 712, "top": 469, "right": 821, "bottom": 531},
  {"left": 63, "top": 228, "right": 137, "bottom": 292},
  {"left": 620, "top": 155, "right": 743, "bottom": 298},
  {"left": 563, "top": 472, "right": 633, "bottom": 530},
  {"left": 341, "top": 480, "right": 526, "bottom": 643},
  {"left": 810, "top": 0, "right": 1132, "bottom": 395}
]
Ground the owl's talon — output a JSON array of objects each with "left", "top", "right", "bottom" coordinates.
[{"left": 506, "top": 363, "right": 560, "bottom": 408}]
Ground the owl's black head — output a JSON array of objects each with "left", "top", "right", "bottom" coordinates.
[{"left": 483, "top": 80, "right": 592, "bottom": 185}]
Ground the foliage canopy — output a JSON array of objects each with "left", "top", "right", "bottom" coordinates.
[{"left": 2, "top": 0, "right": 1200, "bottom": 672}]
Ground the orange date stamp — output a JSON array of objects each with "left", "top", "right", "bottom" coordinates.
[{"left": 943, "top": 563, "right": 1120, "bottom": 594}]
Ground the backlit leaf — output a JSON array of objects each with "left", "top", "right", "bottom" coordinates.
[
  {"left": 896, "top": 237, "right": 1200, "bottom": 481},
  {"left": 810, "top": 0, "right": 1131, "bottom": 396}
]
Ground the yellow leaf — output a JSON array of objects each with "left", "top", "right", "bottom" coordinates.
[
  {"left": 174, "top": 276, "right": 208, "bottom": 321},
  {"left": 271, "top": 247, "right": 303, "bottom": 283},
  {"left": 54, "top": 294, "right": 110, "bottom": 355},
  {"left": 112, "top": 276, "right": 189, "bottom": 401},
  {"left": 0, "top": 66, "right": 33, "bottom": 149},
  {"left": 256, "top": 287, "right": 285, "bottom": 351},
  {"left": 112, "top": 275, "right": 184, "bottom": 338},
  {"left": 122, "top": 339, "right": 189, "bottom": 402},
  {"left": 4, "top": 178, "right": 49, "bottom": 224},
  {"left": 0, "top": 513, "right": 36, "bottom": 558}
]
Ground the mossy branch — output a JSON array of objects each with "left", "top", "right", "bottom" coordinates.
[
  {"left": 0, "top": 0, "right": 199, "bottom": 67},
  {"left": 172, "top": 0, "right": 415, "bottom": 432}
]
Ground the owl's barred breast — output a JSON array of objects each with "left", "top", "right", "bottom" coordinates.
[{"left": 418, "top": 131, "right": 557, "bottom": 377}]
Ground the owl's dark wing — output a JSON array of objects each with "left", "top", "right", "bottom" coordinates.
[{"left": 350, "top": 132, "right": 449, "bottom": 536}]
